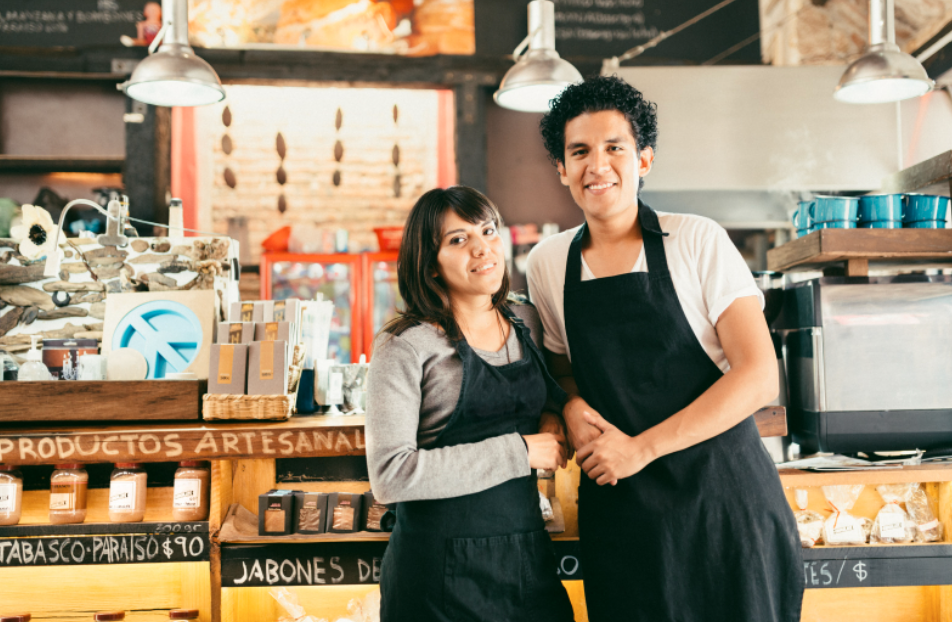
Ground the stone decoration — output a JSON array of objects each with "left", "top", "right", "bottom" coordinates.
[{"left": 0, "top": 236, "right": 236, "bottom": 362}]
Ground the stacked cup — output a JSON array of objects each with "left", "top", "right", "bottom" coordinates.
[
  {"left": 812, "top": 196, "right": 859, "bottom": 229},
  {"left": 903, "top": 194, "right": 950, "bottom": 228},
  {"left": 858, "top": 194, "right": 903, "bottom": 229},
  {"left": 792, "top": 200, "right": 814, "bottom": 237}
]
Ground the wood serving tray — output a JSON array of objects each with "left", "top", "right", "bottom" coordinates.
[{"left": 0, "top": 380, "right": 205, "bottom": 422}]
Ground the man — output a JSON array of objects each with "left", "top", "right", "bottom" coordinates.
[{"left": 526, "top": 75, "right": 803, "bottom": 622}]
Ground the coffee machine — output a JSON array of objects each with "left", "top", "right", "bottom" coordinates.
[
  {"left": 752, "top": 271, "right": 787, "bottom": 462},
  {"left": 780, "top": 275, "right": 952, "bottom": 453}
]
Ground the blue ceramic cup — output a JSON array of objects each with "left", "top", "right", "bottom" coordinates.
[
  {"left": 904, "top": 194, "right": 950, "bottom": 225},
  {"left": 822, "top": 220, "right": 856, "bottom": 229},
  {"left": 862, "top": 220, "right": 902, "bottom": 229},
  {"left": 792, "top": 200, "right": 814, "bottom": 230},
  {"left": 906, "top": 220, "right": 946, "bottom": 229},
  {"left": 814, "top": 195, "right": 859, "bottom": 223},
  {"left": 859, "top": 194, "right": 903, "bottom": 223}
]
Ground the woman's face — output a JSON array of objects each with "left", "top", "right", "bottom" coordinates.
[{"left": 435, "top": 209, "right": 504, "bottom": 304}]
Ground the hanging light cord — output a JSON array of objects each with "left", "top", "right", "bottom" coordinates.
[{"left": 610, "top": 0, "right": 739, "bottom": 65}]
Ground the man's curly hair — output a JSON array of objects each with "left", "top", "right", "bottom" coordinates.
[{"left": 540, "top": 75, "right": 658, "bottom": 167}]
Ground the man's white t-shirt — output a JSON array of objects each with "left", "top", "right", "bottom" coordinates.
[{"left": 525, "top": 211, "right": 763, "bottom": 374}]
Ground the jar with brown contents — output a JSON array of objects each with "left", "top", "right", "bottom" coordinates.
[
  {"left": 94, "top": 612, "right": 124, "bottom": 622},
  {"left": 172, "top": 461, "right": 210, "bottom": 521},
  {"left": 169, "top": 610, "right": 199, "bottom": 620},
  {"left": 109, "top": 463, "right": 147, "bottom": 523},
  {"left": 49, "top": 464, "right": 87, "bottom": 525},
  {"left": 0, "top": 614, "right": 31, "bottom": 622},
  {"left": 0, "top": 464, "right": 23, "bottom": 526}
]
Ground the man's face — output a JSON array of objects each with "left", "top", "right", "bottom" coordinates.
[{"left": 556, "top": 110, "right": 653, "bottom": 223}]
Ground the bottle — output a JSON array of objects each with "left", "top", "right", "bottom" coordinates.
[
  {"left": 49, "top": 464, "right": 88, "bottom": 525},
  {"left": 18, "top": 336, "right": 50, "bottom": 381},
  {"left": 172, "top": 461, "right": 210, "bottom": 521},
  {"left": 0, "top": 465, "right": 23, "bottom": 526},
  {"left": 109, "top": 463, "right": 147, "bottom": 523}
]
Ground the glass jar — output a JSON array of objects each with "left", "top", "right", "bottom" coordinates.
[
  {"left": 49, "top": 464, "right": 88, "bottom": 525},
  {"left": 0, "top": 614, "right": 31, "bottom": 622},
  {"left": 169, "top": 610, "right": 199, "bottom": 620},
  {"left": 172, "top": 461, "right": 210, "bottom": 521},
  {"left": 94, "top": 612, "right": 124, "bottom": 621},
  {"left": 109, "top": 463, "right": 147, "bottom": 523},
  {"left": 0, "top": 464, "right": 23, "bottom": 526}
]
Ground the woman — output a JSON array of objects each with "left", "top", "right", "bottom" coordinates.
[{"left": 366, "top": 186, "right": 575, "bottom": 622}]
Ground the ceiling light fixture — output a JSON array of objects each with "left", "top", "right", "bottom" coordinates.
[
  {"left": 834, "top": 0, "right": 933, "bottom": 104},
  {"left": 494, "top": 0, "right": 582, "bottom": 113},
  {"left": 120, "top": 0, "right": 226, "bottom": 107}
]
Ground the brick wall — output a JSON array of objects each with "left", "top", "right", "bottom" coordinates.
[{"left": 194, "top": 85, "right": 444, "bottom": 263}]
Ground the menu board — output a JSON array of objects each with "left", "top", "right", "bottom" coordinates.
[
  {"left": 552, "top": 0, "right": 760, "bottom": 62},
  {"left": 0, "top": 0, "right": 143, "bottom": 47}
]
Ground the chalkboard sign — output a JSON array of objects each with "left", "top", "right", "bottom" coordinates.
[
  {"left": 802, "top": 544, "right": 952, "bottom": 589},
  {"left": 0, "top": 532, "right": 209, "bottom": 567},
  {"left": 553, "top": 0, "right": 760, "bottom": 63},
  {"left": 0, "top": 0, "right": 142, "bottom": 48}
]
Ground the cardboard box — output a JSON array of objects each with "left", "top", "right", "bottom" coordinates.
[
  {"left": 258, "top": 489, "right": 297, "bottom": 536},
  {"left": 254, "top": 301, "right": 275, "bottom": 323},
  {"left": 208, "top": 344, "right": 248, "bottom": 395},
  {"left": 218, "top": 322, "right": 255, "bottom": 344},
  {"left": 272, "top": 298, "right": 300, "bottom": 323},
  {"left": 247, "top": 340, "right": 288, "bottom": 395},
  {"left": 230, "top": 301, "right": 256, "bottom": 323},
  {"left": 293, "top": 492, "right": 329, "bottom": 534},
  {"left": 326, "top": 492, "right": 364, "bottom": 533},
  {"left": 362, "top": 491, "right": 390, "bottom": 532},
  {"left": 254, "top": 321, "right": 292, "bottom": 343}
]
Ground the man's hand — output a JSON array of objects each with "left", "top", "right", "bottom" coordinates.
[
  {"left": 563, "top": 396, "right": 603, "bottom": 454},
  {"left": 539, "top": 411, "right": 570, "bottom": 461},
  {"left": 522, "top": 433, "right": 568, "bottom": 470},
  {"left": 576, "top": 411, "right": 655, "bottom": 486}
]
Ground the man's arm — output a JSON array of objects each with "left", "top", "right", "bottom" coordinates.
[
  {"left": 577, "top": 295, "right": 778, "bottom": 485},
  {"left": 545, "top": 349, "right": 603, "bottom": 456}
]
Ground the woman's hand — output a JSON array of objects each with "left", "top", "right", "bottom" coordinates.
[
  {"left": 576, "top": 411, "right": 656, "bottom": 485},
  {"left": 563, "top": 396, "right": 603, "bottom": 454},
  {"left": 522, "top": 433, "right": 568, "bottom": 471},
  {"left": 538, "top": 411, "right": 571, "bottom": 460}
]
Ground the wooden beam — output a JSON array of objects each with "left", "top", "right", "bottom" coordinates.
[{"left": 0, "top": 155, "right": 124, "bottom": 173}]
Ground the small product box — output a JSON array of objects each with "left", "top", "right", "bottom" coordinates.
[
  {"left": 362, "top": 491, "right": 390, "bottom": 532},
  {"left": 293, "top": 491, "right": 329, "bottom": 534},
  {"left": 272, "top": 298, "right": 300, "bottom": 323},
  {"left": 326, "top": 492, "right": 364, "bottom": 533},
  {"left": 217, "top": 322, "right": 255, "bottom": 344},
  {"left": 258, "top": 489, "right": 297, "bottom": 536},
  {"left": 208, "top": 344, "right": 248, "bottom": 395},
  {"left": 230, "top": 301, "right": 256, "bottom": 323},
  {"left": 43, "top": 338, "right": 98, "bottom": 380},
  {"left": 254, "top": 301, "right": 275, "bottom": 323},
  {"left": 254, "top": 321, "right": 292, "bottom": 343},
  {"left": 248, "top": 340, "right": 288, "bottom": 395}
]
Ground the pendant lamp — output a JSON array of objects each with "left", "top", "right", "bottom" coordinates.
[
  {"left": 121, "top": 0, "right": 225, "bottom": 107},
  {"left": 494, "top": 0, "right": 582, "bottom": 113},
  {"left": 834, "top": 0, "right": 933, "bottom": 104}
]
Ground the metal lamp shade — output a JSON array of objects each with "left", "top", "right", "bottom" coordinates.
[
  {"left": 125, "top": 43, "right": 225, "bottom": 107},
  {"left": 835, "top": 43, "right": 934, "bottom": 104},
  {"left": 494, "top": 49, "right": 583, "bottom": 113}
]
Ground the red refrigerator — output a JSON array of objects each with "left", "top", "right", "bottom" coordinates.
[{"left": 260, "top": 252, "right": 402, "bottom": 363}]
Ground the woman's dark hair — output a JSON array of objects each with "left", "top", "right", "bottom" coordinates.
[
  {"left": 540, "top": 75, "right": 658, "bottom": 188},
  {"left": 383, "top": 186, "right": 510, "bottom": 340}
]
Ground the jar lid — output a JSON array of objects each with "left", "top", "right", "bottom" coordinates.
[
  {"left": 169, "top": 610, "right": 200, "bottom": 620},
  {"left": 94, "top": 613, "right": 124, "bottom": 621},
  {"left": 54, "top": 463, "right": 83, "bottom": 470},
  {"left": 0, "top": 614, "right": 31, "bottom": 622},
  {"left": 178, "top": 460, "right": 209, "bottom": 468},
  {"left": 115, "top": 463, "right": 143, "bottom": 469}
]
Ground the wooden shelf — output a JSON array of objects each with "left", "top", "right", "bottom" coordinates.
[
  {"left": 766, "top": 229, "right": 952, "bottom": 275},
  {"left": 0, "top": 415, "right": 366, "bottom": 466},
  {"left": 0, "top": 380, "right": 205, "bottom": 423},
  {"left": 0, "top": 520, "right": 208, "bottom": 538},
  {"left": 778, "top": 463, "right": 952, "bottom": 487},
  {"left": 0, "top": 155, "right": 124, "bottom": 174},
  {"left": 881, "top": 149, "right": 952, "bottom": 196}
]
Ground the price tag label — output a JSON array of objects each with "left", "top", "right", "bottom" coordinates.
[{"left": 878, "top": 513, "right": 906, "bottom": 539}]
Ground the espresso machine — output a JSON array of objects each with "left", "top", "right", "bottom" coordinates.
[
  {"left": 780, "top": 275, "right": 952, "bottom": 453},
  {"left": 752, "top": 271, "right": 788, "bottom": 462}
]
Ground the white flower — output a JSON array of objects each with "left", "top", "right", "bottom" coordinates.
[{"left": 10, "top": 204, "right": 60, "bottom": 260}]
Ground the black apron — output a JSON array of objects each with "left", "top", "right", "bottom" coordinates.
[
  {"left": 564, "top": 202, "right": 803, "bottom": 622},
  {"left": 379, "top": 307, "right": 575, "bottom": 622}
]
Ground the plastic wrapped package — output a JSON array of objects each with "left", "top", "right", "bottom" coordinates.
[
  {"left": 906, "top": 484, "right": 944, "bottom": 543},
  {"left": 870, "top": 484, "right": 917, "bottom": 544},
  {"left": 822, "top": 484, "right": 867, "bottom": 545},
  {"left": 271, "top": 587, "right": 325, "bottom": 622},
  {"left": 793, "top": 489, "right": 825, "bottom": 548},
  {"left": 539, "top": 492, "right": 554, "bottom": 522}
]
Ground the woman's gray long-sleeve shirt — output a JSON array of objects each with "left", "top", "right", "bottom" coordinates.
[{"left": 366, "top": 304, "right": 545, "bottom": 504}]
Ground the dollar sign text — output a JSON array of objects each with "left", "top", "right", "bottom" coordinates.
[
  {"left": 854, "top": 561, "right": 867, "bottom": 582},
  {"left": 162, "top": 539, "right": 174, "bottom": 559}
]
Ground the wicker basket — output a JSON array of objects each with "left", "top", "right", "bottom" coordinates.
[{"left": 203, "top": 394, "right": 294, "bottom": 421}]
